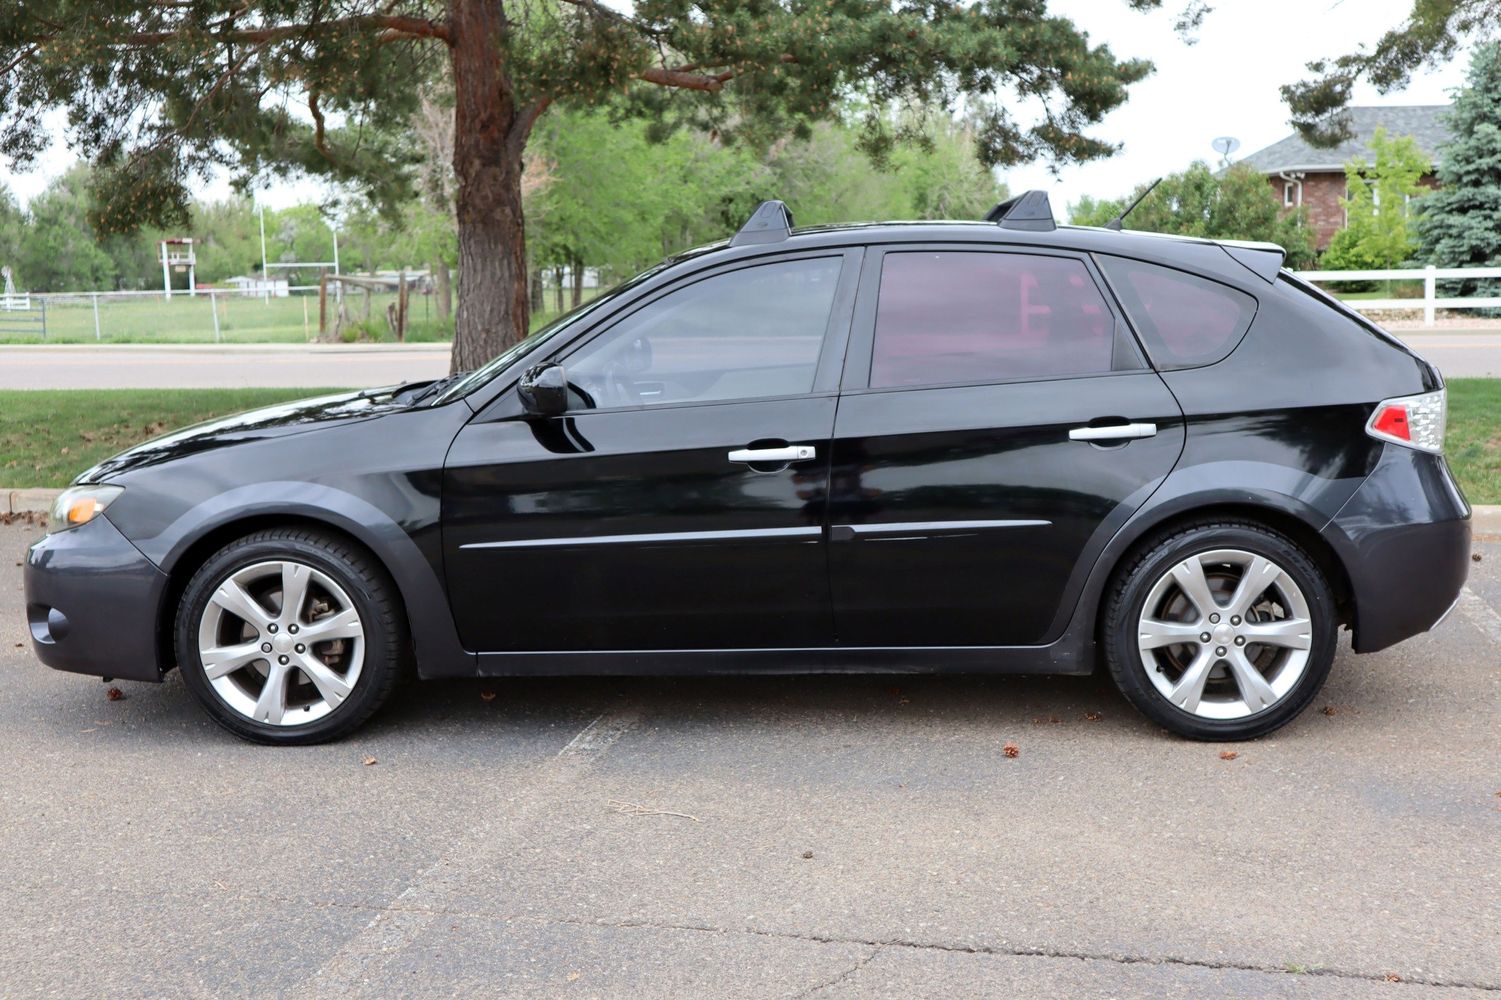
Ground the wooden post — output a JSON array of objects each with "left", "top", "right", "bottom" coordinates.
[
  {"left": 318, "top": 271, "right": 328, "bottom": 336},
  {"left": 398, "top": 270, "right": 409, "bottom": 342}
]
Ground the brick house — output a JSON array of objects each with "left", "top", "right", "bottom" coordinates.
[{"left": 1238, "top": 105, "right": 1450, "bottom": 251}]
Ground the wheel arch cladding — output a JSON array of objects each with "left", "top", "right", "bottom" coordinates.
[
  {"left": 150, "top": 487, "right": 475, "bottom": 678},
  {"left": 1089, "top": 499, "right": 1355, "bottom": 643}
]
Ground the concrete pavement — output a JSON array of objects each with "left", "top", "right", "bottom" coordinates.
[
  {"left": 0, "top": 343, "right": 452, "bottom": 390},
  {"left": 1, "top": 517, "right": 1498, "bottom": 998},
  {"left": 0, "top": 328, "right": 1499, "bottom": 390}
]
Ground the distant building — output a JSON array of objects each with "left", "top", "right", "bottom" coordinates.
[
  {"left": 224, "top": 276, "right": 290, "bottom": 298},
  {"left": 1239, "top": 105, "right": 1451, "bottom": 251}
]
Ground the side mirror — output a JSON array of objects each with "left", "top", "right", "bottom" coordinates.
[{"left": 518, "top": 362, "right": 569, "bottom": 417}]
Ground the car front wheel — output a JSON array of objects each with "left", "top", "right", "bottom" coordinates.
[
  {"left": 175, "top": 528, "right": 407, "bottom": 744},
  {"left": 1102, "top": 521, "right": 1338, "bottom": 741}
]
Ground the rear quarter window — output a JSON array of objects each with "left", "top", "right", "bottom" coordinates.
[{"left": 1096, "top": 255, "right": 1257, "bottom": 369}]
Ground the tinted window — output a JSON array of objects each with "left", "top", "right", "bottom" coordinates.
[
  {"left": 565, "top": 257, "right": 841, "bottom": 408},
  {"left": 1096, "top": 255, "right": 1257, "bottom": 369},
  {"left": 870, "top": 252, "right": 1119, "bottom": 389}
]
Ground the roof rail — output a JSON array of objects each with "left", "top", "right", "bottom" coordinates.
[
  {"left": 731, "top": 200, "right": 795, "bottom": 246},
  {"left": 984, "top": 190, "right": 1056, "bottom": 232}
]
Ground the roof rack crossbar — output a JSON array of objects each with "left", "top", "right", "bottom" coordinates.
[
  {"left": 984, "top": 190, "right": 1056, "bottom": 232},
  {"left": 731, "top": 200, "right": 795, "bottom": 246}
]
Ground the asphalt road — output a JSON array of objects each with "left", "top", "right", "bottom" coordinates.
[
  {"left": 1, "top": 329, "right": 1499, "bottom": 391},
  {"left": 1, "top": 517, "right": 1498, "bottom": 998}
]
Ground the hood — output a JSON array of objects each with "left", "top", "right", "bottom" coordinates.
[{"left": 78, "top": 387, "right": 415, "bottom": 483}]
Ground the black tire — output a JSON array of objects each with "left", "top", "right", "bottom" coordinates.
[
  {"left": 175, "top": 527, "right": 407, "bottom": 745},
  {"left": 1101, "top": 520, "right": 1338, "bottom": 741}
]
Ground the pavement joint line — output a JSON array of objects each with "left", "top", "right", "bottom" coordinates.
[
  {"left": 191, "top": 896, "right": 1501, "bottom": 994},
  {"left": 1458, "top": 587, "right": 1501, "bottom": 647},
  {"left": 299, "top": 704, "right": 642, "bottom": 997}
]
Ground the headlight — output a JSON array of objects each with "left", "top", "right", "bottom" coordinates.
[{"left": 48, "top": 485, "right": 124, "bottom": 535}]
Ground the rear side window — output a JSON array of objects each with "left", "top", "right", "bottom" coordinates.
[
  {"left": 870, "top": 251, "right": 1123, "bottom": 389},
  {"left": 1096, "top": 255, "right": 1257, "bottom": 369}
]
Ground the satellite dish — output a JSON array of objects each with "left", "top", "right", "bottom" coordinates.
[{"left": 1212, "top": 136, "right": 1241, "bottom": 162}]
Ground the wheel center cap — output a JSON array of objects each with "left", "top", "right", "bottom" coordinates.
[
  {"left": 1212, "top": 623, "right": 1234, "bottom": 645},
  {"left": 271, "top": 633, "right": 295, "bottom": 654}
]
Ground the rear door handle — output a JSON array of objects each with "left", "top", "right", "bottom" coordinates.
[
  {"left": 728, "top": 445, "right": 816, "bottom": 463},
  {"left": 1068, "top": 422, "right": 1157, "bottom": 442}
]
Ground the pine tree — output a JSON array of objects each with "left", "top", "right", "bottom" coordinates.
[
  {"left": 1, "top": 1, "right": 1172, "bottom": 370},
  {"left": 1418, "top": 43, "right": 1501, "bottom": 302}
]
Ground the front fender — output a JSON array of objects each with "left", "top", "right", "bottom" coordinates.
[{"left": 140, "top": 482, "right": 475, "bottom": 679}]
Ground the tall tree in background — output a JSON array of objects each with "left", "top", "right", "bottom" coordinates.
[
  {"left": 1068, "top": 163, "right": 1317, "bottom": 267},
  {"left": 2, "top": 1, "right": 1173, "bottom": 371},
  {"left": 1284, "top": 2, "right": 1499, "bottom": 146},
  {"left": 1322, "top": 128, "right": 1430, "bottom": 272},
  {"left": 1418, "top": 43, "right": 1501, "bottom": 302}
]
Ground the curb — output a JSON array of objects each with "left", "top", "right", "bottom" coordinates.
[
  {"left": 4, "top": 489, "right": 61, "bottom": 516},
  {"left": 4, "top": 487, "right": 1501, "bottom": 534}
]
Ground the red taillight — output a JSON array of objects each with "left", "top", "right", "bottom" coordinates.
[
  {"left": 1365, "top": 390, "right": 1446, "bottom": 454},
  {"left": 1370, "top": 404, "right": 1411, "bottom": 442}
]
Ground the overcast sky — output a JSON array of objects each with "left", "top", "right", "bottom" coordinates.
[{"left": 0, "top": 1, "right": 1476, "bottom": 219}]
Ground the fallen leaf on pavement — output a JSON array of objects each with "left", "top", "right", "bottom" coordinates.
[
  {"left": 361, "top": 755, "right": 377, "bottom": 766},
  {"left": 1384, "top": 973, "right": 1402, "bottom": 983},
  {"left": 1002, "top": 742, "right": 1020, "bottom": 758},
  {"left": 566, "top": 972, "right": 581, "bottom": 983},
  {"left": 1083, "top": 711, "right": 1103, "bottom": 722},
  {"left": 479, "top": 689, "right": 497, "bottom": 702},
  {"left": 1219, "top": 751, "right": 1238, "bottom": 761},
  {"left": 802, "top": 850, "right": 814, "bottom": 859},
  {"left": 1472, "top": 553, "right": 1482, "bottom": 562},
  {"left": 1321, "top": 705, "right": 1339, "bottom": 716},
  {"left": 106, "top": 687, "right": 124, "bottom": 701}
]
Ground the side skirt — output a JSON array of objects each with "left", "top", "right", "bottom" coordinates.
[{"left": 469, "top": 642, "right": 1096, "bottom": 678}]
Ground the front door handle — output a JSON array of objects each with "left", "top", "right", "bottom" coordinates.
[
  {"left": 728, "top": 445, "right": 816, "bottom": 464},
  {"left": 1068, "top": 422, "right": 1157, "bottom": 442}
]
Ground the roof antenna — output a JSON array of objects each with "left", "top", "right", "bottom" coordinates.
[{"left": 1104, "top": 178, "right": 1162, "bottom": 232}]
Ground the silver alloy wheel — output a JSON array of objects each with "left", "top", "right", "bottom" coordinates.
[
  {"left": 196, "top": 560, "right": 365, "bottom": 726},
  {"left": 1137, "top": 548, "right": 1313, "bottom": 721}
]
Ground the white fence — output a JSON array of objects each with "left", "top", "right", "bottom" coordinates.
[{"left": 1294, "top": 265, "right": 1501, "bottom": 327}]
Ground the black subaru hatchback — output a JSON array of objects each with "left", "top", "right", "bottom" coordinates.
[{"left": 25, "top": 192, "right": 1471, "bottom": 744}]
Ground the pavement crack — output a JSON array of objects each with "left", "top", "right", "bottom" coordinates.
[{"left": 786, "top": 945, "right": 883, "bottom": 999}]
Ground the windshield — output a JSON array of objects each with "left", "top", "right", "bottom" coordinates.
[{"left": 433, "top": 262, "right": 675, "bottom": 405}]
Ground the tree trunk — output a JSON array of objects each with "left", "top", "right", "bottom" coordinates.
[
  {"left": 433, "top": 259, "right": 452, "bottom": 321},
  {"left": 448, "top": 0, "right": 532, "bottom": 373},
  {"left": 554, "top": 265, "right": 564, "bottom": 314},
  {"left": 529, "top": 265, "right": 544, "bottom": 315},
  {"left": 570, "top": 255, "right": 583, "bottom": 308}
]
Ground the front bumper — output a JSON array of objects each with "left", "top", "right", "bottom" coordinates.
[
  {"left": 24, "top": 515, "right": 169, "bottom": 682},
  {"left": 1324, "top": 446, "right": 1471, "bottom": 654}
]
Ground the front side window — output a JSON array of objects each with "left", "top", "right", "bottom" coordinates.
[
  {"left": 564, "top": 257, "right": 841, "bottom": 409},
  {"left": 869, "top": 251, "right": 1120, "bottom": 389},
  {"left": 1095, "top": 255, "right": 1257, "bottom": 370}
]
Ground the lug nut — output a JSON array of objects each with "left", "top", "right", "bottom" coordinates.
[
  {"left": 1230, "top": 615, "right": 1241, "bottom": 626},
  {"left": 261, "top": 642, "right": 273, "bottom": 653},
  {"left": 288, "top": 624, "right": 299, "bottom": 635},
  {"left": 295, "top": 644, "right": 305, "bottom": 654},
  {"left": 1215, "top": 646, "right": 1227, "bottom": 657},
  {"left": 267, "top": 624, "right": 278, "bottom": 634},
  {"left": 1199, "top": 632, "right": 1212, "bottom": 643},
  {"left": 278, "top": 655, "right": 289, "bottom": 665},
  {"left": 1208, "top": 613, "right": 1220, "bottom": 624},
  {"left": 1235, "top": 636, "right": 1246, "bottom": 646}
]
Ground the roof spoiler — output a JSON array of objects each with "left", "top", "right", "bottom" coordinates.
[
  {"left": 731, "top": 200, "right": 795, "bottom": 246},
  {"left": 984, "top": 190, "right": 1056, "bottom": 232},
  {"left": 1219, "top": 241, "right": 1287, "bottom": 284}
]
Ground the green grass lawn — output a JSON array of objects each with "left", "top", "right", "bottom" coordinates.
[
  {"left": 0, "top": 289, "right": 595, "bottom": 344},
  {"left": 2, "top": 380, "right": 1499, "bottom": 500},
  {"left": 1, "top": 388, "right": 337, "bottom": 486}
]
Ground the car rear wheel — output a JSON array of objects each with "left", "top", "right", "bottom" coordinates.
[
  {"left": 1102, "top": 521, "right": 1337, "bottom": 741},
  {"left": 175, "top": 528, "right": 407, "bottom": 744}
]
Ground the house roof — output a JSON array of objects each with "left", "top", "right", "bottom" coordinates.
[{"left": 1239, "top": 105, "right": 1450, "bottom": 174}]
